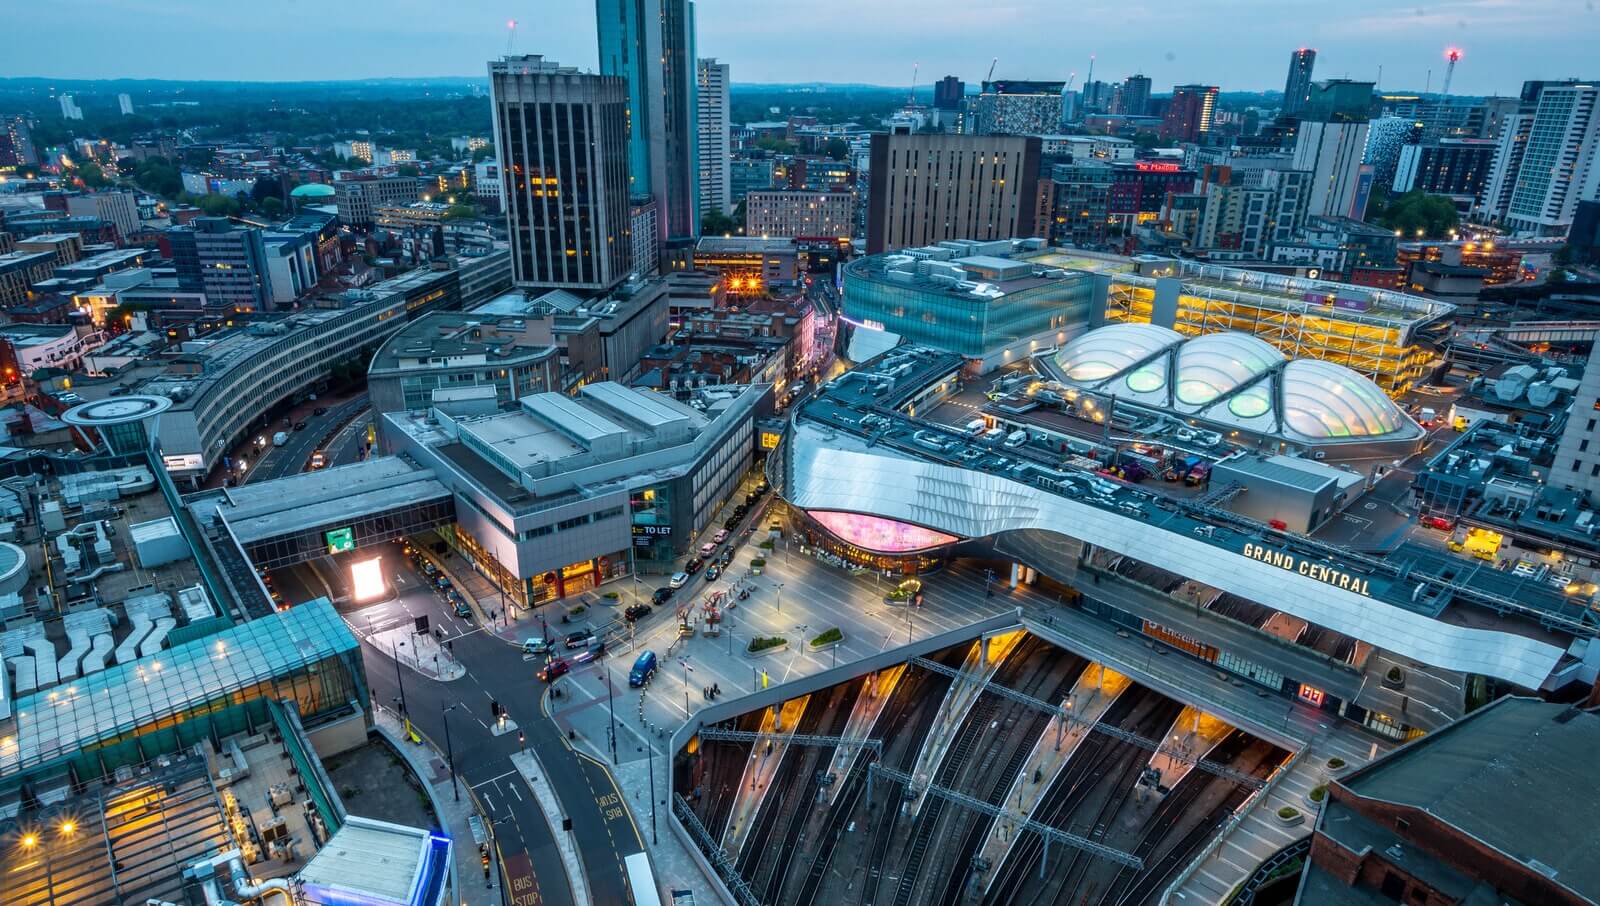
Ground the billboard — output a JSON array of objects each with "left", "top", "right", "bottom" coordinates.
[{"left": 325, "top": 527, "right": 355, "bottom": 554}]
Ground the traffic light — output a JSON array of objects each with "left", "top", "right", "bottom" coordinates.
[{"left": 490, "top": 700, "right": 501, "bottom": 719}]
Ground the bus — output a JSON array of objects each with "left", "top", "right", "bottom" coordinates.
[{"left": 624, "top": 852, "right": 662, "bottom": 906}]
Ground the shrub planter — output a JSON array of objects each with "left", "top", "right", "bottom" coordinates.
[
  {"left": 1274, "top": 805, "right": 1305, "bottom": 827},
  {"left": 1325, "top": 757, "right": 1346, "bottom": 772},
  {"left": 746, "top": 636, "right": 789, "bottom": 657},
  {"left": 1306, "top": 785, "right": 1328, "bottom": 809},
  {"left": 1381, "top": 666, "right": 1405, "bottom": 690},
  {"left": 809, "top": 628, "right": 844, "bottom": 652},
  {"left": 751, "top": 558, "right": 766, "bottom": 576}
]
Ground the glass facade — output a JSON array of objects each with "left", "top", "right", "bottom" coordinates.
[
  {"left": 842, "top": 258, "right": 1094, "bottom": 359},
  {"left": 808, "top": 510, "right": 960, "bottom": 553},
  {"left": 0, "top": 598, "right": 366, "bottom": 786},
  {"left": 631, "top": 482, "right": 676, "bottom": 570}
]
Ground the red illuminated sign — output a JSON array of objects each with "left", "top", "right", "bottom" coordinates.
[{"left": 1135, "top": 161, "right": 1181, "bottom": 173}]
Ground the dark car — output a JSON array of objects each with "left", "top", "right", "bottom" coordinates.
[
  {"left": 313, "top": 406, "right": 328, "bottom": 416},
  {"left": 453, "top": 600, "right": 472, "bottom": 618},
  {"left": 538, "top": 658, "right": 570, "bottom": 682},
  {"left": 684, "top": 557, "right": 703, "bottom": 575},
  {"left": 705, "top": 564, "right": 722, "bottom": 582},
  {"left": 652, "top": 586, "right": 674, "bottom": 605},
  {"left": 293, "top": 421, "right": 308, "bottom": 431},
  {"left": 565, "top": 629, "right": 594, "bottom": 650},
  {"left": 745, "top": 491, "right": 759, "bottom": 505},
  {"left": 624, "top": 604, "right": 651, "bottom": 622}
]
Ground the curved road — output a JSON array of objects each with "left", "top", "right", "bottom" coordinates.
[
  {"left": 247, "top": 395, "right": 371, "bottom": 483},
  {"left": 356, "top": 558, "right": 648, "bottom": 906}
]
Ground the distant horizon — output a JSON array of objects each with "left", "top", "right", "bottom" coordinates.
[
  {"left": 0, "top": 73, "right": 1531, "bottom": 101},
  {"left": 5, "top": 0, "right": 1591, "bottom": 98}
]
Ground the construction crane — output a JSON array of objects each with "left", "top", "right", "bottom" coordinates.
[
  {"left": 505, "top": 19, "right": 518, "bottom": 56},
  {"left": 908, "top": 62, "right": 919, "bottom": 106},
  {"left": 1442, "top": 47, "right": 1463, "bottom": 97},
  {"left": 1064, "top": 72, "right": 1077, "bottom": 92},
  {"left": 986, "top": 57, "right": 999, "bottom": 83}
]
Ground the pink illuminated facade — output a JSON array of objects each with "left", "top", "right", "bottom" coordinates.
[{"left": 807, "top": 510, "right": 960, "bottom": 553}]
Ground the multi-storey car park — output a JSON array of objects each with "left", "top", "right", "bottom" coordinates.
[
  {"left": 840, "top": 241, "right": 1455, "bottom": 393},
  {"left": 768, "top": 342, "right": 1600, "bottom": 740}
]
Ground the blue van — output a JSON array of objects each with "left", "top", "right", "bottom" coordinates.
[{"left": 629, "top": 650, "right": 658, "bottom": 687}]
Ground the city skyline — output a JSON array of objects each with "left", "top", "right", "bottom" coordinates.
[{"left": 4, "top": 0, "right": 1593, "bottom": 97}]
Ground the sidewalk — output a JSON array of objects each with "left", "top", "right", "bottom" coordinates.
[{"left": 372, "top": 706, "right": 499, "bottom": 906}]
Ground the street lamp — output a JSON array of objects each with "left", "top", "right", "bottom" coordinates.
[
  {"left": 775, "top": 582, "right": 785, "bottom": 614},
  {"left": 442, "top": 704, "right": 460, "bottom": 801}
]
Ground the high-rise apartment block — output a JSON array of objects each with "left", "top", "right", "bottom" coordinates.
[
  {"left": 1292, "top": 80, "right": 1374, "bottom": 219},
  {"left": 1502, "top": 80, "right": 1600, "bottom": 236},
  {"left": 58, "top": 94, "right": 82, "bottom": 120},
  {"left": 168, "top": 218, "right": 272, "bottom": 312},
  {"left": 489, "top": 55, "right": 633, "bottom": 291},
  {"left": 1118, "top": 75, "right": 1152, "bottom": 117},
  {"left": 1282, "top": 48, "right": 1317, "bottom": 116},
  {"left": 66, "top": 191, "right": 140, "bottom": 242},
  {"left": 933, "top": 76, "right": 965, "bottom": 111},
  {"left": 746, "top": 189, "right": 855, "bottom": 239},
  {"left": 118, "top": 93, "right": 135, "bottom": 116},
  {"left": 598, "top": 0, "right": 700, "bottom": 242},
  {"left": 966, "top": 80, "right": 1069, "bottom": 135},
  {"left": 1161, "top": 85, "right": 1219, "bottom": 142},
  {"left": 1392, "top": 138, "right": 1497, "bottom": 198},
  {"left": 696, "top": 58, "right": 731, "bottom": 219},
  {"left": 0, "top": 115, "right": 37, "bottom": 168},
  {"left": 866, "top": 133, "right": 1041, "bottom": 253}
]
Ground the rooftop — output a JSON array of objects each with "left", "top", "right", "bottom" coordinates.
[
  {"left": 297, "top": 816, "right": 452, "bottom": 906},
  {"left": 369, "top": 310, "right": 560, "bottom": 374},
  {"left": 1332, "top": 697, "right": 1600, "bottom": 903}
]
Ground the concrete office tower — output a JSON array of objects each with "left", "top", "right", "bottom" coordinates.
[
  {"left": 597, "top": 0, "right": 700, "bottom": 243},
  {"left": 1283, "top": 48, "right": 1317, "bottom": 116},
  {"left": 1293, "top": 80, "right": 1374, "bottom": 219},
  {"left": 118, "top": 93, "right": 135, "bottom": 116},
  {"left": 866, "top": 133, "right": 1041, "bottom": 253},
  {"left": 67, "top": 191, "right": 140, "bottom": 242},
  {"left": 696, "top": 58, "right": 731, "bottom": 220},
  {"left": 933, "top": 76, "right": 965, "bottom": 111},
  {"left": 58, "top": 94, "right": 82, "bottom": 121},
  {"left": 1364, "top": 115, "right": 1421, "bottom": 188},
  {"left": 1503, "top": 80, "right": 1600, "bottom": 236},
  {"left": 1120, "top": 74, "right": 1152, "bottom": 117},
  {"left": 1161, "top": 85, "right": 1219, "bottom": 142},
  {"left": 489, "top": 56, "right": 633, "bottom": 291}
]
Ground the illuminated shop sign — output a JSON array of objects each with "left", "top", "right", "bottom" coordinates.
[{"left": 1240, "top": 542, "right": 1372, "bottom": 596}]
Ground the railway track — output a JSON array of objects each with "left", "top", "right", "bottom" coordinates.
[
  {"left": 981, "top": 687, "right": 1174, "bottom": 906},
  {"left": 760, "top": 681, "right": 863, "bottom": 903}
]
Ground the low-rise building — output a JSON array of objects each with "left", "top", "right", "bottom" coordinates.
[
  {"left": 745, "top": 188, "right": 855, "bottom": 239},
  {"left": 368, "top": 310, "right": 563, "bottom": 414},
  {"left": 692, "top": 236, "right": 802, "bottom": 295},
  {"left": 334, "top": 175, "right": 421, "bottom": 228},
  {"left": 383, "top": 380, "right": 769, "bottom": 595}
]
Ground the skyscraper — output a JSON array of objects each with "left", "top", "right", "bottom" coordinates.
[
  {"left": 597, "top": 0, "right": 700, "bottom": 243},
  {"left": 1283, "top": 48, "right": 1317, "bottom": 116},
  {"left": 934, "top": 76, "right": 966, "bottom": 111},
  {"left": 118, "top": 93, "right": 135, "bottom": 116},
  {"left": 696, "top": 58, "right": 731, "bottom": 219},
  {"left": 1120, "top": 75, "right": 1152, "bottom": 117},
  {"left": 489, "top": 55, "right": 634, "bottom": 291},
  {"left": 1161, "top": 85, "right": 1219, "bottom": 142},
  {"left": 1503, "top": 80, "right": 1600, "bottom": 236},
  {"left": 1293, "top": 80, "right": 1375, "bottom": 219}
]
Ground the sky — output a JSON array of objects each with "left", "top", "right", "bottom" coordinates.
[{"left": 6, "top": 0, "right": 1595, "bottom": 96}]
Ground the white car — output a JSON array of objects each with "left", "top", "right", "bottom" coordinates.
[{"left": 669, "top": 572, "right": 690, "bottom": 589}]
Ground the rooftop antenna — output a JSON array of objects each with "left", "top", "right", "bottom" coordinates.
[{"left": 505, "top": 19, "right": 518, "bottom": 56}]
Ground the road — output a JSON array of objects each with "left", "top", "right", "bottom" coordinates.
[
  {"left": 247, "top": 395, "right": 371, "bottom": 482},
  {"left": 290, "top": 544, "right": 647, "bottom": 906}
]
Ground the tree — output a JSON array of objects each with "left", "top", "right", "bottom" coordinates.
[
  {"left": 76, "top": 161, "right": 109, "bottom": 189},
  {"left": 259, "top": 197, "right": 285, "bottom": 220},
  {"left": 702, "top": 207, "right": 738, "bottom": 236},
  {"left": 755, "top": 136, "right": 799, "bottom": 155},
  {"left": 196, "top": 194, "right": 241, "bottom": 218},
  {"left": 471, "top": 145, "right": 496, "bottom": 163},
  {"left": 397, "top": 163, "right": 421, "bottom": 178},
  {"left": 823, "top": 137, "right": 850, "bottom": 161},
  {"left": 1374, "top": 189, "right": 1458, "bottom": 239},
  {"left": 445, "top": 203, "right": 478, "bottom": 220}
]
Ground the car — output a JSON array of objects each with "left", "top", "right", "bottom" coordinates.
[
  {"left": 684, "top": 557, "right": 703, "bottom": 575},
  {"left": 652, "top": 586, "right": 675, "bottom": 605},
  {"left": 723, "top": 517, "right": 740, "bottom": 532},
  {"left": 705, "top": 564, "right": 722, "bottom": 582},
  {"left": 293, "top": 421, "right": 308, "bottom": 431},
  {"left": 669, "top": 572, "right": 690, "bottom": 589},
  {"left": 565, "top": 630, "right": 594, "bottom": 650},
  {"left": 624, "top": 604, "right": 651, "bottom": 622},
  {"left": 522, "top": 637, "right": 551, "bottom": 655},
  {"left": 454, "top": 601, "right": 473, "bottom": 618},
  {"left": 700, "top": 542, "right": 718, "bottom": 558},
  {"left": 744, "top": 491, "right": 759, "bottom": 505},
  {"left": 717, "top": 550, "right": 733, "bottom": 568},
  {"left": 538, "top": 658, "right": 570, "bottom": 682},
  {"left": 628, "top": 650, "right": 658, "bottom": 687},
  {"left": 712, "top": 529, "right": 729, "bottom": 544},
  {"left": 313, "top": 406, "right": 328, "bottom": 416}
]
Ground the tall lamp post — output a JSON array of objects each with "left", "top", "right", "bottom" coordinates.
[
  {"left": 442, "top": 704, "right": 460, "bottom": 801},
  {"left": 775, "top": 582, "right": 785, "bottom": 614}
]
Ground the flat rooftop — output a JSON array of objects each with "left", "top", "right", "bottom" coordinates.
[{"left": 196, "top": 457, "right": 450, "bottom": 544}]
